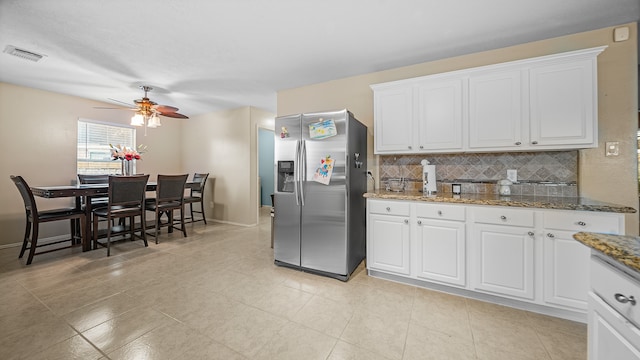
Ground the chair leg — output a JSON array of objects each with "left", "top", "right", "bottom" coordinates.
[
  {"left": 180, "top": 207, "right": 187, "bottom": 237},
  {"left": 93, "top": 214, "right": 99, "bottom": 251},
  {"left": 200, "top": 199, "right": 207, "bottom": 225},
  {"left": 140, "top": 213, "right": 148, "bottom": 247},
  {"left": 19, "top": 217, "right": 30, "bottom": 258},
  {"left": 189, "top": 202, "right": 194, "bottom": 223},
  {"left": 155, "top": 210, "right": 160, "bottom": 244},
  {"left": 26, "top": 222, "right": 38, "bottom": 265},
  {"left": 106, "top": 215, "right": 112, "bottom": 257}
]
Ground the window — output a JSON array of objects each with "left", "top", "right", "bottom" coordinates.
[{"left": 77, "top": 119, "right": 136, "bottom": 175}]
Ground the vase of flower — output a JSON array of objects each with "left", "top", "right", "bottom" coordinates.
[
  {"left": 122, "top": 160, "right": 133, "bottom": 176},
  {"left": 111, "top": 144, "right": 147, "bottom": 176}
]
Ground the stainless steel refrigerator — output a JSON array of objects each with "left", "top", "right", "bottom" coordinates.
[{"left": 273, "top": 109, "right": 367, "bottom": 281}]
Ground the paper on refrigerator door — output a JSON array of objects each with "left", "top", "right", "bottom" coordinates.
[
  {"left": 308, "top": 119, "right": 337, "bottom": 139},
  {"left": 313, "top": 156, "right": 334, "bottom": 185}
]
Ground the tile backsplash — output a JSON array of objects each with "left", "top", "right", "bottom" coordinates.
[{"left": 380, "top": 151, "right": 578, "bottom": 196}]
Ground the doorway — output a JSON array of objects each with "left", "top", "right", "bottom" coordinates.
[{"left": 258, "top": 128, "right": 275, "bottom": 207}]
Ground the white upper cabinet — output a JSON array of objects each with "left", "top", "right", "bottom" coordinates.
[
  {"left": 373, "top": 85, "right": 414, "bottom": 153},
  {"left": 416, "top": 78, "right": 464, "bottom": 151},
  {"left": 371, "top": 46, "right": 606, "bottom": 154},
  {"left": 468, "top": 69, "right": 523, "bottom": 150},
  {"left": 529, "top": 58, "right": 596, "bottom": 148}
]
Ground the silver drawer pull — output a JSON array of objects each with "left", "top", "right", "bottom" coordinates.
[
  {"left": 404, "top": 219, "right": 409, "bottom": 224},
  {"left": 515, "top": 142, "right": 521, "bottom": 146},
  {"left": 531, "top": 141, "right": 538, "bottom": 145},
  {"left": 437, "top": 211, "right": 443, "bottom": 216},
  {"left": 615, "top": 293, "right": 637, "bottom": 306},
  {"left": 386, "top": 207, "right": 391, "bottom": 212},
  {"left": 547, "top": 233, "right": 555, "bottom": 238},
  {"left": 527, "top": 231, "right": 534, "bottom": 236},
  {"left": 500, "top": 215, "right": 507, "bottom": 220},
  {"left": 417, "top": 220, "right": 422, "bottom": 225},
  {"left": 577, "top": 221, "right": 586, "bottom": 226}
]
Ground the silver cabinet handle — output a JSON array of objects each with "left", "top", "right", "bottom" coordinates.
[
  {"left": 515, "top": 142, "right": 521, "bottom": 146},
  {"left": 408, "top": 145, "right": 412, "bottom": 149},
  {"left": 437, "top": 210, "right": 442, "bottom": 216},
  {"left": 527, "top": 231, "right": 534, "bottom": 236},
  {"left": 531, "top": 141, "right": 538, "bottom": 145},
  {"left": 417, "top": 220, "right": 422, "bottom": 225},
  {"left": 419, "top": 145, "right": 424, "bottom": 149},
  {"left": 500, "top": 215, "right": 507, "bottom": 220},
  {"left": 577, "top": 221, "right": 586, "bottom": 226},
  {"left": 386, "top": 207, "right": 391, "bottom": 212},
  {"left": 404, "top": 219, "right": 409, "bottom": 224},
  {"left": 615, "top": 293, "right": 637, "bottom": 306},
  {"left": 547, "top": 233, "right": 555, "bottom": 238}
]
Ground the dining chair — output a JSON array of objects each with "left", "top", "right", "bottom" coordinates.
[
  {"left": 146, "top": 174, "right": 188, "bottom": 243},
  {"left": 184, "top": 173, "right": 209, "bottom": 224},
  {"left": 92, "top": 174, "right": 149, "bottom": 256},
  {"left": 10, "top": 175, "right": 86, "bottom": 265}
]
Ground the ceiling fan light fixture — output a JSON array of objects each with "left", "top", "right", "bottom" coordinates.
[
  {"left": 131, "top": 113, "right": 144, "bottom": 126},
  {"left": 147, "top": 113, "right": 162, "bottom": 128}
]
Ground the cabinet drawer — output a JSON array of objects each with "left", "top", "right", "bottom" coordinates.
[
  {"left": 368, "top": 200, "right": 410, "bottom": 216},
  {"left": 415, "top": 203, "right": 465, "bottom": 221},
  {"left": 591, "top": 256, "right": 640, "bottom": 328},
  {"left": 544, "top": 211, "right": 621, "bottom": 234},
  {"left": 473, "top": 207, "right": 534, "bottom": 227}
]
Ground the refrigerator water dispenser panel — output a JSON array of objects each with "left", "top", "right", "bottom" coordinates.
[{"left": 278, "top": 160, "right": 295, "bottom": 192}]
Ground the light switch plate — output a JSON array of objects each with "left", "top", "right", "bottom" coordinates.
[
  {"left": 605, "top": 141, "right": 620, "bottom": 156},
  {"left": 507, "top": 169, "right": 517, "bottom": 182}
]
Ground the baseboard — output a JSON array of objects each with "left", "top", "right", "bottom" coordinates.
[{"left": 0, "top": 234, "right": 72, "bottom": 250}]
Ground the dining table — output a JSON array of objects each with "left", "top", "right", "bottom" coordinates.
[{"left": 31, "top": 180, "right": 198, "bottom": 251}]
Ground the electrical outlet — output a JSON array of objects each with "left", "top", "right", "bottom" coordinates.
[
  {"left": 507, "top": 169, "right": 517, "bottom": 183},
  {"left": 605, "top": 142, "right": 620, "bottom": 157}
]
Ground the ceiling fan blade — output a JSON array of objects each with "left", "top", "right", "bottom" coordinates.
[
  {"left": 160, "top": 112, "right": 189, "bottom": 119},
  {"left": 107, "top": 98, "right": 135, "bottom": 107},
  {"left": 154, "top": 104, "right": 179, "bottom": 113}
]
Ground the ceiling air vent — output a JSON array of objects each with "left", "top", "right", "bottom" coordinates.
[{"left": 3, "top": 45, "right": 45, "bottom": 62}]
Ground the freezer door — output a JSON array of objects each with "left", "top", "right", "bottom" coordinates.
[
  {"left": 300, "top": 110, "right": 348, "bottom": 275},
  {"left": 273, "top": 115, "right": 302, "bottom": 267}
]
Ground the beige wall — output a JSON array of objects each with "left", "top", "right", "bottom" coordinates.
[
  {"left": 0, "top": 82, "right": 184, "bottom": 246},
  {"left": 278, "top": 23, "right": 639, "bottom": 235},
  {"left": 182, "top": 106, "right": 275, "bottom": 226}
]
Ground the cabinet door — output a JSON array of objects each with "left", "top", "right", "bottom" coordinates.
[
  {"left": 543, "top": 230, "right": 590, "bottom": 310},
  {"left": 589, "top": 293, "right": 640, "bottom": 360},
  {"left": 415, "top": 79, "right": 463, "bottom": 151},
  {"left": 416, "top": 218, "right": 466, "bottom": 286},
  {"left": 373, "top": 86, "right": 414, "bottom": 153},
  {"left": 471, "top": 224, "right": 535, "bottom": 300},
  {"left": 468, "top": 70, "right": 523, "bottom": 150},
  {"left": 529, "top": 59, "right": 596, "bottom": 147},
  {"left": 367, "top": 214, "right": 411, "bottom": 275}
]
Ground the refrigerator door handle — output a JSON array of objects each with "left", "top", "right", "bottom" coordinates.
[
  {"left": 294, "top": 139, "right": 301, "bottom": 206},
  {"left": 300, "top": 140, "right": 306, "bottom": 206},
  {"left": 345, "top": 154, "right": 349, "bottom": 198}
]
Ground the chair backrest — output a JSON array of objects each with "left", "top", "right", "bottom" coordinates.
[
  {"left": 191, "top": 173, "right": 209, "bottom": 196},
  {"left": 78, "top": 174, "right": 109, "bottom": 184},
  {"left": 10, "top": 175, "right": 38, "bottom": 216},
  {"left": 157, "top": 174, "right": 189, "bottom": 203},
  {"left": 108, "top": 175, "right": 149, "bottom": 209}
]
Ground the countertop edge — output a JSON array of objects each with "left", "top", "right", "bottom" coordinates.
[
  {"left": 573, "top": 232, "right": 640, "bottom": 275},
  {"left": 364, "top": 191, "right": 636, "bottom": 213}
]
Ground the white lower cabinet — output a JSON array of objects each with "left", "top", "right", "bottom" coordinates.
[
  {"left": 542, "top": 211, "right": 624, "bottom": 311},
  {"left": 471, "top": 223, "right": 535, "bottom": 300},
  {"left": 367, "top": 202, "right": 411, "bottom": 276},
  {"left": 366, "top": 199, "right": 626, "bottom": 320},
  {"left": 588, "top": 256, "right": 640, "bottom": 359},
  {"left": 415, "top": 203, "right": 466, "bottom": 286}
]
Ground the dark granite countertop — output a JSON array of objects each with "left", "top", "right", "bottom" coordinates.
[
  {"left": 573, "top": 232, "right": 640, "bottom": 274},
  {"left": 364, "top": 190, "right": 636, "bottom": 213}
]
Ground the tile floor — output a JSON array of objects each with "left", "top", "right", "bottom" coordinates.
[{"left": 0, "top": 208, "right": 587, "bottom": 359}]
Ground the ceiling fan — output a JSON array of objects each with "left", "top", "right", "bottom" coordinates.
[{"left": 97, "top": 85, "right": 188, "bottom": 134}]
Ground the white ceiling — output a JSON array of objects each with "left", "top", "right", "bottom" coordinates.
[{"left": 0, "top": 0, "right": 638, "bottom": 117}]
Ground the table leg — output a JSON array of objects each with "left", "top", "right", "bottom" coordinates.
[{"left": 83, "top": 195, "right": 92, "bottom": 251}]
